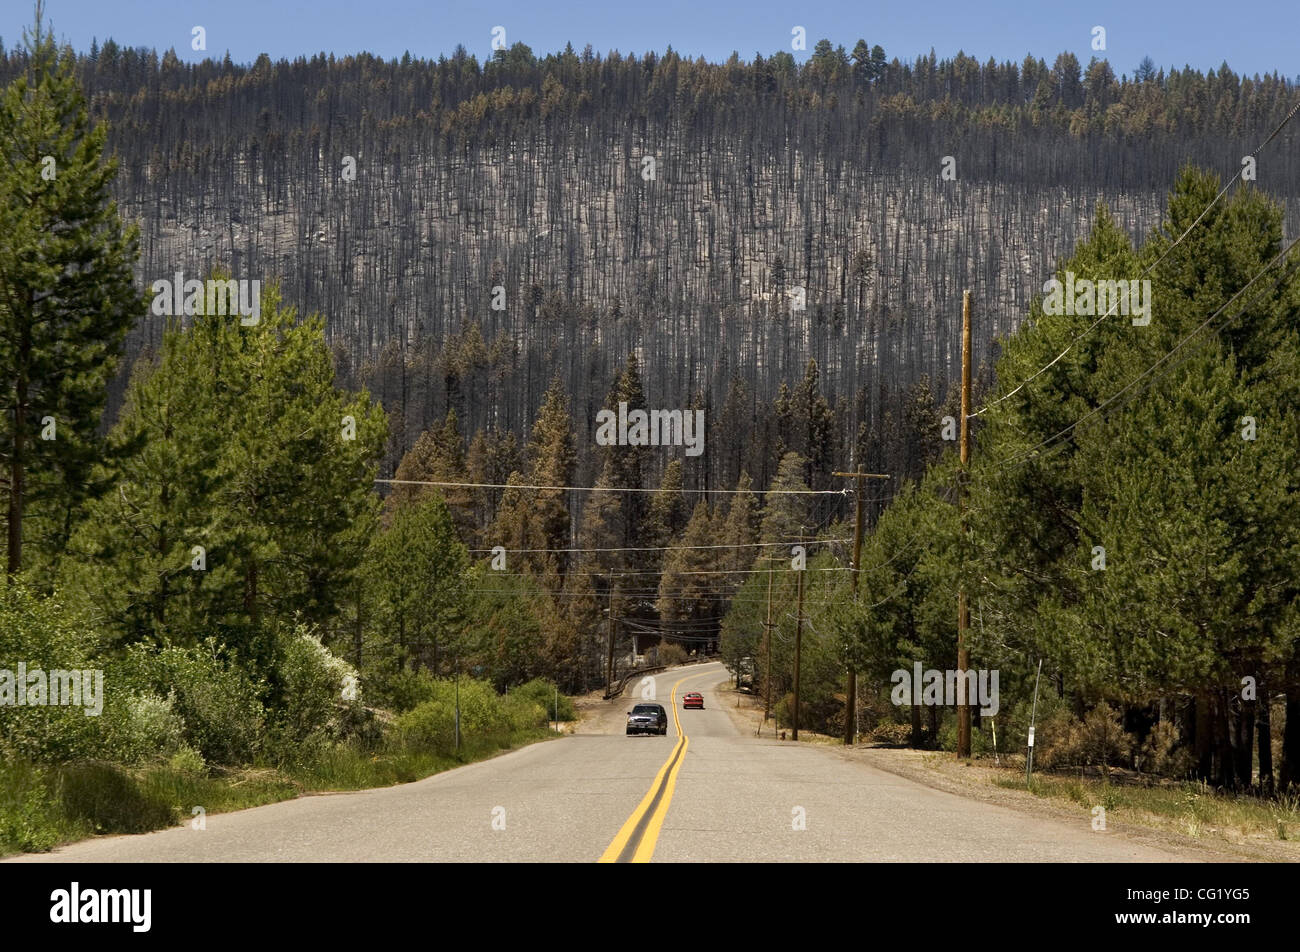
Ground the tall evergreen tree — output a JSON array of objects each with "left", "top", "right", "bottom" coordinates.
[
  {"left": 760, "top": 452, "right": 812, "bottom": 544},
  {"left": 364, "top": 494, "right": 468, "bottom": 674},
  {"left": 0, "top": 4, "right": 142, "bottom": 576},
  {"left": 466, "top": 428, "right": 521, "bottom": 539},
  {"left": 645, "top": 459, "right": 688, "bottom": 573},
  {"left": 722, "top": 471, "right": 760, "bottom": 573},
  {"left": 526, "top": 378, "right": 578, "bottom": 560},
  {"left": 792, "top": 358, "right": 836, "bottom": 490},
  {"left": 657, "top": 500, "right": 719, "bottom": 623},
  {"left": 67, "top": 283, "right": 387, "bottom": 666},
  {"left": 968, "top": 172, "right": 1300, "bottom": 786},
  {"left": 598, "top": 354, "right": 649, "bottom": 548},
  {"left": 391, "top": 409, "right": 474, "bottom": 541}
]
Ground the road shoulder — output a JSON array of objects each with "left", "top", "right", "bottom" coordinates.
[{"left": 712, "top": 678, "right": 1291, "bottom": 863}]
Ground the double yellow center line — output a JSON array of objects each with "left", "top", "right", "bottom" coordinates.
[{"left": 598, "top": 670, "right": 712, "bottom": 863}]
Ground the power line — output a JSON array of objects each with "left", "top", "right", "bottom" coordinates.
[
  {"left": 624, "top": 617, "right": 726, "bottom": 629},
  {"left": 833, "top": 533, "right": 937, "bottom": 613},
  {"left": 476, "top": 566, "right": 854, "bottom": 578},
  {"left": 860, "top": 574, "right": 918, "bottom": 611},
  {"left": 466, "top": 537, "right": 851, "bottom": 554},
  {"left": 868, "top": 524, "right": 928, "bottom": 572},
  {"left": 624, "top": 617, "right": 725, "bottom": 628},
  {"left": 410, "top": 259, "right": 1299, "bottom": 625},
  {"left": 469, "top": 587, "right": 841, "bottom": 607},
  {"left": 968, "top": 96, "right": 1300, "bottom": 420},
  {"left": 377, "top": 478, "right": 844, "bottom": 496},
  {"left": 991, "top": 233, "right": 1300, "bottom": 471}
]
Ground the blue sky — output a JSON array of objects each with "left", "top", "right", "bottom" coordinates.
[{"left": 2, "top": 0, "right": 1297, "bottom": 79}]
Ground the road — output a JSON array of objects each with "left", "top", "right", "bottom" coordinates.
[{"left": 8, "top": 662, "right": 1198, "bottom": 862}]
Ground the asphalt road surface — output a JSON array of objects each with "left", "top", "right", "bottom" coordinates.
[{"left": 7, "top": 662, "right": 1195, "bottom": 862}]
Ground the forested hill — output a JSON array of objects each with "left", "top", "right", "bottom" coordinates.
[{"left": 1, "top": 38, "right": 1296, "bottom": 494}]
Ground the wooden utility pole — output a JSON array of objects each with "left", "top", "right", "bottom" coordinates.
[
  {"left": 957, "top": 290, "right": 973, "bottom": 759},
  {"left": 764, "top": 556, "right": 774, "bottom": 723},
  {"left": 605, "top": 569, "right": 616, "bottom": 696},
  {"left": 792, "top": 529, "right": 806, "bottom": 741},
  {"left": 832, "top": 464, "right": 891, "bottom": 744}
]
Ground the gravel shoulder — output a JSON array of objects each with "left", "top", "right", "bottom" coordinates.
[{"left": 713, "top": 678, "right": 1296, "bottom": 863}]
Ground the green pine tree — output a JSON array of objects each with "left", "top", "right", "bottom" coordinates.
[
  {"left": 68, "top": 282, "right": 387, "bottom": 668},
  {"left": 0, "top": 3, "right": 143, "bottom": 576},
  {"left": 526, "top": 378, "right": 578, "bottom": 559},
  {"left": 760, "top": 452, "right": 811, "bottom": 544},
  {"left": 722, "top": 472, "right": 760, "bottom": 573},
  {"left": 363, "top": 494, "right": 468, "bottom": 675},
  {"left": 657, "top": 501, "right": 719, "bottom": 623}
]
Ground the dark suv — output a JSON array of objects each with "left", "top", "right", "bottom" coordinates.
[{"left": 626, "top": 702, "right": 668, "bottom": 735}]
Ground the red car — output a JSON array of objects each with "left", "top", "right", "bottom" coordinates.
[{"left": 683, "top": 692, "right": 704, "bottom": 709}]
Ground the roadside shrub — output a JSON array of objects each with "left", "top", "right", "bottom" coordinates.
[
  {"left": 0, "top": 584, "right": 107, "bottom": 764},
  {"left": 500, "top": 695, "right": 548, "bottom": 733},
  {"left": 453, "top": 678, "right": 510, "bottom": 736},
  {"left": 394, "top": 677, "right": 551, "bottom": 753},
  {"left": 167, "top": 746, "right": 207, "bottom": 777},
  {"left": 333, "top": 702, "right": 386, "bottom": 750},
  {"left": 104, "top": 692, "right": 186, "bottom": 765},
  {"left": 774, "top": 693, "right": 795, "bottom": 729},
  {"left": 1079, "top": 703, "right": 1132, "bottom": 774},
  {"left": 1029, "top": 707, "right": 1082, "bottom": 770},
  {"left": 509, "top": 678, "right": 576, "bottom": 721},
  {"left": 1139, "top": 719, "right": 1193, "bottom": 778},
  {"left": 367, "top": 667, "right": 439, "bottom": 713},
  {"left": 395, "top": 698, "right": 456, "bottom": 752},
  {"left": 658, "top": 643, "right": 688, "bottom": 667},
  {"left": 269, "top": 626, "right": 362, "bottom": 750},
  {"left": 117, "top": 642, "right": 265, "bottom": 765},
  {"left": 870, "top": 722, "right": 913, "bottom": 746},
  {"left": 1018, "top": 702, "right": 1134, "bottom": 773}
]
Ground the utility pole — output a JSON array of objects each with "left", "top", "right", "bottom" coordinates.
[
  {"left": 832, "top": 464, "right": 890, "bottom": 745},
  {"left": 792, "top": 528, "right": 806, "bottom": 741},
  {"left": 354, "top": 578, "right": 364, "bottom": 670},
  {"left": 764, "top": 556, "right": 774, "bottom": 726},
  {"left": 957, "top": 290, "right": 973, "bottom": 759},
  {"left": 605, "top": 569, "right": 616, "bottom": 697},
  {"left": 1027, "top": 659, "right": 1043, "bottom": 783}
]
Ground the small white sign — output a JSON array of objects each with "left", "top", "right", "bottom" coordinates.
[{"left": 1027, "top": 727, "right": 1035, "bottom": 747}]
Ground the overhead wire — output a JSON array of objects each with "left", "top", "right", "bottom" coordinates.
[
  {"left": 466, "top": 537, "right": 850, "bottom": 554},
  {"left": 377, "top": 478, "right": 845, "bottom": 495},
  {"left": 967, "top": 96, "right": 1300, "bottom": 420},
  {"left": 989, "top": 233, "right": 1300, "bottom": 472}
]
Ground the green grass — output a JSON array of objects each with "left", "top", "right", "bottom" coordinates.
[
  {"left": 141, "top": 764, "right": 300, "bottom": 815},
  {"left": 996, "top": 772, "right": 1300, "bottom": 843},
  {"left": 0, "top": 760, "right": 77, "bottom": 853},
  {"left": 0, "top": 728, "right": 556, "bottom": 857},
  {"left": 282, "top": 730, "right": 553, "bottom": 790}
]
